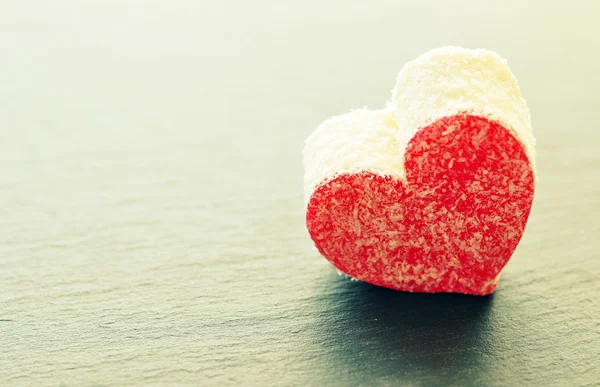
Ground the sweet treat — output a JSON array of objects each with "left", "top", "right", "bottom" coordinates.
[{"left": 304, "top": 47, "right": 536, "bottom": 295}]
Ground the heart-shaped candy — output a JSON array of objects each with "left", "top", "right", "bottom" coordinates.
[{"left": 304, "top": 47, "right": 536, "bottom": 295}]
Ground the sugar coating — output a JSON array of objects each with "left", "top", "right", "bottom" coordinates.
[
  {"left": 303, "top": 107, "right": 401, "bottom": 202},
  {"left": 392, "top": 46, "right": 536, "bottom": 171},
  {"left": 304, "top": 47, "right": 536, "bottom": 205}
]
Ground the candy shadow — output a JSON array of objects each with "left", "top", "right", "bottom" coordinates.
[{"left": 313, "top": 274, "right": 495, "bottom": 383}]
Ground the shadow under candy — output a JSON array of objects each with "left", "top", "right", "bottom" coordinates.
[{"left": 312, "top": 273, "right": 496, "bottom": 383}]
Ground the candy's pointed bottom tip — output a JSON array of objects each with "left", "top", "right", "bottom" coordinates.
[{"left": 342, "top": 275, "right": 499, "bottom": 297}]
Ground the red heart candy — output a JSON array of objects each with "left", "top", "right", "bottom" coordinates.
[{"left": 306, "top": 114, "right": 534, "bottom": 295}]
